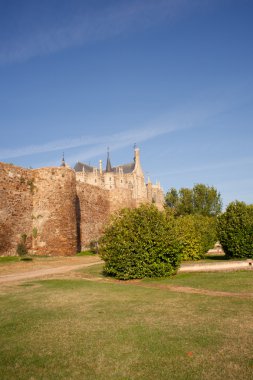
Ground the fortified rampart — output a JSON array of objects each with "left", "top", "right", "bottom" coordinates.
[
  {"left": 76, "top": 182, "right": 110, "bottom": 250},
  {"left": 76, "top": 185, "right": 138, "bottom": 250},
  {"left": 0, "top": 150, "right": 164, "bottom": 256},
  {"left": 0, "top": 163, "right": 33, "bottom": 256},
  {"left": 32, "top": 167, "right": 77, "bottom": 256},
  {"left": 0, "top": 164, "right": 78, "bottom": 256}
]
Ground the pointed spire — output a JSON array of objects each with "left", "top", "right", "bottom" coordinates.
[
  {"left": 61, "top": 152, "right": 66, "bottom": 167},
  {"left": 133, "top": 143, "right": 137, "bottom": 162},
  {"left": 106, "top": 147, "right": 112, "bottom": 172}
]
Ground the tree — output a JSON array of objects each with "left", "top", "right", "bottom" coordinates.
[
  {"left": 217, "top": 201, "right": 253, "bottom": 258},
  {"left": 165, "top": 184, "right": 222, "bottom": 217},
  {"left": 175, "top": 215, "right": 217, "bottom": 260},
  {"left": 99, "top": 204, "right": 182, "bottom": 280},
  {"left": 165, "top": 187, "right": 178, "bottom": 209},
  {"left": 178, "top": 188, "right": 194, "bottom": 215}
]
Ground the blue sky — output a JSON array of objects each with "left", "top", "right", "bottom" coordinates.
[{"left": 0, "top": 0, "right": 252, "bottom": 207}]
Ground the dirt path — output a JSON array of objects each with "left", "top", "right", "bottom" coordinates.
[
  {"left": 63, "top": 275, "right": 253, "bottom": 299},
  {"left": 50, "top": 271, "right": 253, "bottom": 299},
  {"left": 128, "top": 282, "right": 253, "bottom": 299},
  {"left": 0, "top": 256, "right": 103, "bottom": 283},
  {"left": 0, "top": 257, "right": 252, "bottom": 300}
]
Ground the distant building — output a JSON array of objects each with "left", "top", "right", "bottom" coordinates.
[
  {"left": 74, "top": 146, "right": 164, "bottom": 207},
  {"left": 0, "top": 147, "right": 164, "bottom": 256}
]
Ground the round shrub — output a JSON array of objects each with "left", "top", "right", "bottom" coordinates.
[
  {"left": 99, "top": 204, "right": 182, "bottom": 280},
  {"left": 217, "top": 201, "right": 253, "bottom": 258}
]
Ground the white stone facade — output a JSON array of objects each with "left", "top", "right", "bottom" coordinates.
[{"left": 74, "top": 148, "right": 164, "bottom": 207}]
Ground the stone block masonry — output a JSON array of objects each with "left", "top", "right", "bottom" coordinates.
[
  {"left": 0, "top": 163, "right": 77, "bottom": 256},
  {"left": 76, "top": 184, "right": 137, "bottom": 250},
  {"left": 32, "top": 167, "right": 77, "bottom": 256},
  {"left": 0, "top": 163, "right": 33, "bottom": 255},
  {"left": 76, "top": 183, "right": 110, "bottom": 250}
]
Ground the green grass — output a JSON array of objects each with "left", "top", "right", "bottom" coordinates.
[
  {"left": 78, "top": 262, "right": 105, "bottom": 277},
  {"left": 79, "top": 263, "right": 253, "bottom": 293},
  {"left": 76, "top": 250, "right": 96, "bottom": 256},
  {"left": 0, "top": 256, "right": 20, "bottom": 264},
  {"left": 0, "top": 271, "right": 252, "bottom": 379},
  {"left": 145, "top": 271, "right": 253, "bottom": 293}
]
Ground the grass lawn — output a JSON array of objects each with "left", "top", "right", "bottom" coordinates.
[
  {"left": 0, "top": 268, "right": 252, "bottom": 379},
  {"left": 0, "top": 256, "right": 20, "bottom": 264},
  {"left": 76, "top": 250, "right": 97, "bottom": 256},
  {"left": 145, "top": 270, "right": 253, "bottom": 293}
]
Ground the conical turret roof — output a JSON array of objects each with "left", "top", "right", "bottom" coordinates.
[{"left": 106, "top": 148, "right": 112, "bottom": 172}]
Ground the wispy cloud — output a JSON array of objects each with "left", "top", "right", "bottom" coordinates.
[
  {"left": 0, "top": 0, "right": 214, "bottom": 64},
  {"left": 0, "top": 125, "right": 170, "bottom": 161},
  {"left": 0, "top": 95, "right": 237, "bottom": 165}
]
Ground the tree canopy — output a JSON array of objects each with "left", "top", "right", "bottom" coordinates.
[
  {"left": 165, "top": 184, "right": 222, "bottom": 217},
  {"left": 174, "top": 214, "right": 217, "bottom": 260},
  {"left": 217, "top": 201, "right": 253, "bottom": 259}
]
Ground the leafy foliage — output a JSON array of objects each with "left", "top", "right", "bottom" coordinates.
[
  {"left": 16, "top": 234, "right": 28, "bottom": 257},
  {"left": 165, "top": 184, "right": 222, "bottom": 217},
  {"left": 16, "top": 243, "right": 28, "bottom": 257},
  {"left": 99, "top": 204, "right": 182, "bottom": 280},
  {"left": 175, "top": 215, "right": 217, "bottom": 260},
  {"left": 217, "top": 201, "right": 253, "bottom": 258}
]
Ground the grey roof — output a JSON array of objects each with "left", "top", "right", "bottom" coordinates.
[
  {"left": 74, "top": 162, "right": 94, "bottom": 173},
  {"left": 74, "top": 161, "right": 135, "bottom": 174},
  {"left": 112, "top": 162, "right": 135, "bottom": 174}
]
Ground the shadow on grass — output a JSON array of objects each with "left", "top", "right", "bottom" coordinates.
[{"left": 204, "top": 254, "right": 229, "bottom": 261}]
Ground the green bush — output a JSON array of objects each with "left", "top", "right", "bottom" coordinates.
[
  {"left": 99, "top": 204, "right": 182, "bottom": 280},
  {"left": 16, "top": 234, "right": 28, "bottom": 257},
  {"left": 175, "top": 215, "right": 217, "bottom": 260},
  {"left": 16, "top": 243, "right": 28, "bottom": 257},
  {"left": 217, "top": 201, "right": 253, "bottom": 258}
]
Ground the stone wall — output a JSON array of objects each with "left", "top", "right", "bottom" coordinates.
[
  {"left": 109, "top": 188, "right": 136, "bottom": 213},
  {"left": 32, "top": 167, "right": 77, "bottom": 256},
  {"left": 76, "top": 182, "right": 111, "bottom": 250},
  {"left": 0, "top": 163, "right": 33, "bottom": 255},
  {"left": 0, "top": 161, "right": 164, "bottom": 256},
  {"left": 76, "top": 183, "right": 137, "bottom": 250}
]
